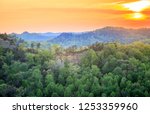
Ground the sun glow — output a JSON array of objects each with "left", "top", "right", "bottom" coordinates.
[
  {"left": 123, "top": 0, "right": 150, "bottom": 12},
  {"left": 133, "top": 13, "right": 144, "bottom": 19},
  {"left": 122, "top": 0, "right": 150, "bottom": 20},
  {"left": 125, "top": 13, "right": 147, "bottom": 20},
  {"left": 0, "top": 0, "right": 150, "bottom": 33}
]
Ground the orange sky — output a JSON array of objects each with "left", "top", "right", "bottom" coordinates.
[{"left": 0, "top": 0, "right": 150, "bottom": 33}]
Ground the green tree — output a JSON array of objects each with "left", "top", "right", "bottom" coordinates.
[{"left": 81, "top": 49, "right": 98, "bottom": 67}]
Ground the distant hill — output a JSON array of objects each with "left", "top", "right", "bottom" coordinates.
[
  {"left": 12, "top": 27, "right": 150, "bottom": 47},
  {"left": 14, "top": 32, "right": 60, "bottom": 41},
  {"left": 48, "top": 27, "right": 150, "bottom": 47}
]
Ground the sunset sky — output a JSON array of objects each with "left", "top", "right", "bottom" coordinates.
[{"left": 0, "top": 0, "right": 150, "bottom": 33}]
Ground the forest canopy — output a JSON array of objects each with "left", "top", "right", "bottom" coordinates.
[{"left": 0, "top": 34, "right": 150, "bottom": 97}]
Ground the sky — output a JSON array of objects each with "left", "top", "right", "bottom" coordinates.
[{"left": 0, "top": 0, "right": 150, "bottom": 33}]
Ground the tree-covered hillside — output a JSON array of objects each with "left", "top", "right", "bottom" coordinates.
[
  {"left": 0, "top": 34, "right": 150, "bottom": 97},
  {"left": 14, "top": 27, "right": 150, "bottom": 47}
]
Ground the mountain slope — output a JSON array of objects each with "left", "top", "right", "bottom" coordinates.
[
  {"left": 48, "top": 27, "right": 150, "bottom": 47},
  {"left": 14, "top": 32, "right": 60, "bottom": 41},
  {"left": 12, "top": 27, "right": 150, "bottom": 47}
]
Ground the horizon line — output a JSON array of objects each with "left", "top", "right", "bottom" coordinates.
[{"left": 1, "top": 26, "right": 150, "bottom": 34}]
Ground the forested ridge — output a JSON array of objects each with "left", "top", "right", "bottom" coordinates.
[
  {"left": 14, "top": 27, "right": 150, "bottom": 47},
  {"left": 0, "top": 34, "right": 150, "bottom": 97}
]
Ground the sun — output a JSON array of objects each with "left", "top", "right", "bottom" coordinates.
[
  {"left": 133, "top": 13, "right": 144, "bottom": 19},
  {"left": 124, "top": 13, "right": 147, "bottom": 20},
  {"left": 123, "top": 0, "right": 150, "bottom": 12},
  {"left": 122, "top": 0, "right": 150, "bottom": 20}
]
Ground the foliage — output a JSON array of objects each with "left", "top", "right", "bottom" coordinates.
[{"left": 0, "top": 34, "right": 150, "bottom": 97}]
